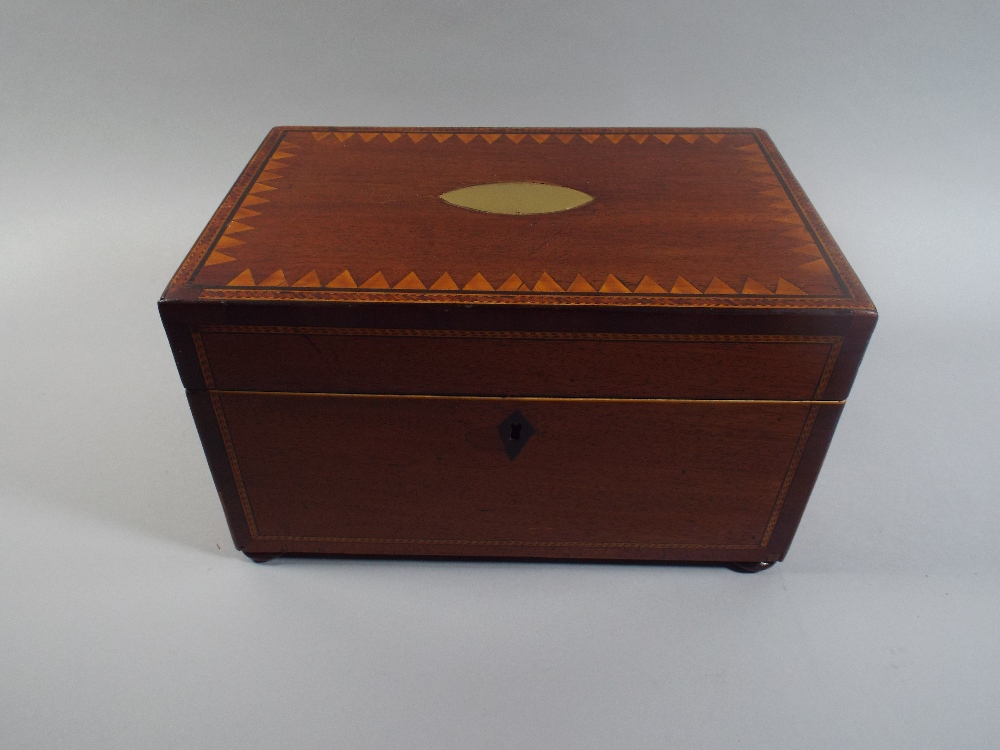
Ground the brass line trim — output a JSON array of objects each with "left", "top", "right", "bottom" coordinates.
[{"left": 209, "top": 390, "right": 846, "bottom": 406}]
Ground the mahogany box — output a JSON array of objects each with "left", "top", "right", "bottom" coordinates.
[{"left": 160, "top": 127, "right": 876, "bottom": 569}]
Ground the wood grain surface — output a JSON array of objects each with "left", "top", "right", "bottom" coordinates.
[
  {"left": 164, "top": 126, "right": 876, "bottom": 565},
  {"left": 194, "top": 328, "right": 842, "bottom": 401},
  {"left": 191, "top": 390, "right": 841, "bottom": 561}
]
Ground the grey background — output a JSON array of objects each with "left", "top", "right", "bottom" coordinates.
[{"left": 2, "top": 0, "right": 998, "bottom": 747}]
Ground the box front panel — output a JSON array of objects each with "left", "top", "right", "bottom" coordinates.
[
  {"left": 194, "top": 327, "right": 843, "bottom": 401},
  {"left": 202, "top": 391, "right": 832, "bottom": 560}
]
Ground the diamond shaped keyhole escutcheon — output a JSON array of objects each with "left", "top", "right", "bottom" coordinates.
[{"left": 498, "top": 410, "right": 535, "bottom": 461}]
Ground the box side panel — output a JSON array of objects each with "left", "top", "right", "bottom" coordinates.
[
  {"left": 763, "top": 403, "right": 844, "bottom": 559},
  {"left": 185, "top": 389, "right": 254, "bottom": 551},
  {"left": 820, "top": 310, "right": 877, "bottom": 401},
  {"left": 161, "top": 317, "right": 208, "bottom": 390}
]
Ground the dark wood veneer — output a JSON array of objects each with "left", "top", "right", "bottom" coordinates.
[
  {"left": 195, "top": 329, "right": 842, "bottom": 401},
  {"left": 163, "top": 127, "right": 876, "bottom": 568}
]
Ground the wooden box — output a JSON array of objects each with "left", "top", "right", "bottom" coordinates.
[{"left": 160, "top": 127, "right": 876, "bottom": 569}]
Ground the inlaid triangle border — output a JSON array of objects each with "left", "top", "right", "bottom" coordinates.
[
  {"left": 166, "top": 128, "right": 871, "bottom": 311},
  {"left": 217, "top": 268, "right": 830, "bottom": 298}
]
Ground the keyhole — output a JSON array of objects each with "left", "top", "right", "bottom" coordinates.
[{"left": 498, "top": 410, "right": 533, "bottom": 460}]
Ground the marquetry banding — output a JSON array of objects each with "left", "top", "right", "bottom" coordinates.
[
  {"left": 216, "top": 268, "right": 816, "bottom": 297},
  {"left": 199, "top": 287, "right": 863, "bottom": 308},
  {"left": 196, "top": 325, "right": 842, "bottom": 344},
  {"left": 304, "top": 131, "right": 731, "bottom": 145},
  {"left": 761, "top": 405, "right": 821, "bottom": 546},
  {"left": 191, "top": 332, "right": 215, "bottom": 389},
  {"left": 208, "top": 391, "right": 259, "bottom": 538}
]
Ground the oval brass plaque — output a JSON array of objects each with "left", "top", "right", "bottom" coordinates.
[{"left": 439, "top": 182, "right": 594, "bottom": 215}]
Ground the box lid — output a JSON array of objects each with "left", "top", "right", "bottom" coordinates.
[{"left": 163, "top": 127, "right": 873, "bottom": 311}]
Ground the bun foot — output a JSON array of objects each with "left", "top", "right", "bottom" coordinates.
[
  {"left": 727, "top": 561, "right": 776, "bottom": 573},
  {"left": 246, "top": 553, "right": 280, "bottom": 563}
]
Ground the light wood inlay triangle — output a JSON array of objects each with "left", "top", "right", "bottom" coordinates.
[
  {"left": 670, "top": 276, "right": 702, "bottom": 294},
  {"left": 327, "top": 270, "right": 357, "bottom": 288},
  {"left": 498, "top": 274, "right": 524, "bottom": 291},
  {"left": 260, "top": 269, "right": 287, "bottom": 287},
  {"left": 742, "top": 277, "right": 773, "bottom": 295},
  {"left": 776, "top": 277, "right": 807, "bottom": 295},
  {"left": 394, "top": 271, "right": 426, "bottom": 289},
  {"left": 430, "top": 272, "right": 459, "bottom": 290},
  {"left": 567, "top": 274, "right": 597, "bottom": 292},
  {"left": 634, "top": 275, "right": 666, "bottom": 294},
  {"left": 360, "top": 271, "right": 390, "bottom": 288},
  {"left": 292, "top": 270, "right": 321, "bottom": 287},
  {"left": 533, "top": 272, "right": 564, "bottom": 292},
  {"left": 205, "top": 251, "right": 236, "bottom": 266},
  {"left": 463, "top": 273, "right": 494, "bottom": 291},
  {"left": 599, "top": 274, "right": 631, "bottom": 293},
  {"left": 227, "top": 269, "right": 255, "bottom": 286},
  {"left": 705, "top": 277, "right": 737, "bottom": 294}
]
